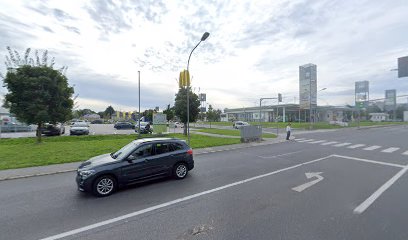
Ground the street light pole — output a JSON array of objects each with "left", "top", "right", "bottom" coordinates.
[
  {"left": 186, "top": 32, "right": 210, "bottom": 145},
  {"left": 138, "top": 71, "right": 141, "bottom": 139}
]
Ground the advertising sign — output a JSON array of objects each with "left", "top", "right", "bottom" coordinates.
[
  {"left": 199, "top": 93, "right": 206, "bottom": 102},
  {"left": 355, "top": 81, "right": 369, "bottom": 108},
  {"left": 398, "top": 56, "right": 408, "bottom": 78},
  {"left": 299, "top": 64, "right": 317, "bottom": 109},
  {"left": 153, "top": 113, "right": 167, "bottom": 125}
]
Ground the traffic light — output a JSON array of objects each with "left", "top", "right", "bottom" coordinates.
[
  {"left": 278, "top": 93, "right": 282, "bottom": 102},
  {"left": 178, "top": 70, "right": 191, "bottom": 88}
]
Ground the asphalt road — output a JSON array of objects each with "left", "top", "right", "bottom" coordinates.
[{"left": 1, "top": 125, "right": 408, "bottom": 239}]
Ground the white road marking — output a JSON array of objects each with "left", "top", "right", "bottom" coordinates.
[
  {"left": 292, "top": 172, "right": 324, "bottom": 192},
  {"left": 347, "top": 144, "right": 366, "bottom": 149},
  {"left": 333, "top": 142, "right": 352, "bottom": 147},
  {"left": 354, "top": 165, "right": 408, "bottom": 214},
  {"left": 321, "top": 141, "right": 338, "bottom": 145},
  {"left": 294, "top": 138, "right": 306, "bottom": 141},
  {"left": 402, "top": 151, "right": 408, "bottom": 156},
  {"left": 39, "top": 155, "right": 334, "bottom": 240},
  {"left": 331, "top": 154, "right": 405, "bottom": 168},
  {"left": 363, "top": 145, "right": 382, "bottom": 151},
  {"left": 308, "top": 140, "right": 326, "bottom": 144},
  {"left": 297, "top": 139, "right": 315, "bottom": 142},
  {"left": 258, "top": 150, "right": 303, "bottom": 159},
  {"left": 381, "top": 147, "right": 400, "bottom": 153}
]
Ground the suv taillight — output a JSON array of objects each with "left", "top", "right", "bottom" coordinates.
[{"left": 187, "top": 149, "right": 193, "bottom": 155}]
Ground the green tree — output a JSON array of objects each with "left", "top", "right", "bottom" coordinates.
[
  {"left": 206, "top": 105, "right": 222, "bottom": 122},
  {"left": 73, "top": 109, "right": 96, "bottom": 118},
  {"left": 143, "top": 109, "right": 155, "bottom": 122},
  {"left": 174, "top": 87, "right": 200, "bottom": 135},
  {"left": 2, "top": 47, "right": 74, "bottom": 143},
  {"left": 104, "top": 105, "right": 115, "bottom": 119},
  {"left": 163, "top": 104, "right": 175, "bottom": 121},
  {"left": 97, "top": 111, "right": 105, "bottom": 119}
]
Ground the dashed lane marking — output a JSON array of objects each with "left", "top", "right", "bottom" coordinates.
[
  {"left": 363, "top": 145, "right": 382, "bottom": 151},
  {"left": 381, "top": 147, "right": 400, "bottom": 153},
  {"left": 308, "top": 140, "right": 326, "bottom": 144},
  {"left": 347, "top": 144, "right": 366, "bottom": 149},
  {"left": 334, "top": 142, "right": 352, "bottom": 147}
]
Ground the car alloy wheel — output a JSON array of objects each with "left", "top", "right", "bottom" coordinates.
[
  {"left": 174, "top": 163, "right": 188, "bottom": 179},
  {"left": 93, "top": 175, "right": 116, "bottom": 197}
]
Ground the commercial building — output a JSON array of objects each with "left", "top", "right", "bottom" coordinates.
[{"left": 224, "top": 104, "right": 350, "bottom": 123}]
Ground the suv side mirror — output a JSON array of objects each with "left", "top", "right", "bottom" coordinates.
[{"left": 127, "top": 155, "right": 137, "bottom": 162}]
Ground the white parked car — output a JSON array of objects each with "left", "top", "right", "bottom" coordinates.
[
  {"left": 174, "top": 122, "right": 184, "bottom": 128},
  {"left": 233, "top": 121, "right": 249, "bottom": 129},
  {"left": 135, "top": 122, "right": 153, "bottom": 133}
]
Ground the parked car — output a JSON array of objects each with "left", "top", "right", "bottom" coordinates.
[
  {"left": 233, "top": 121, "right": 249, "bottom": 129},
  {"left": 174, "top": 122, "right": 184, "bottom": 128},
  {"left": 114, "top": 122, "right": 135, "bottom": 129},
  {"left": 70, "top": 122, "right": 90, "bottom": 135},
  {"left": 135, "top": 122, "right": 153, "bottom": 134},
  {"left": 41, "top": 123, "right": 65, "bottom": 136},
  {"left": 71, "top": 119, "right": 90, "bottom": 126},
  {"left": 91, "top": 119, "right": 103, "bottom": 124},
  {"left": 76, "top": 138, "right": 194, "bottom": 197}
]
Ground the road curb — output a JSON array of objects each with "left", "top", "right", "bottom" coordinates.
[
  {"left": 0, "top": 169, "right": 76, "bottom": 181},
  {"left": 0, "top": 138, "right": 287, "bottom": 181}
]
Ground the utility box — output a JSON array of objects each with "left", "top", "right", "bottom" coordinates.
[
  {"left": 404, "top": 111, "right": 408, "bottom": 122},
  {"left": 240, "top": 125, "right": 262, "bottom": 143}
]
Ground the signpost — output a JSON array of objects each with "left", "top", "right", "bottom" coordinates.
[{"left": 153, "top": 113, "right": 167, "bottom": 134}]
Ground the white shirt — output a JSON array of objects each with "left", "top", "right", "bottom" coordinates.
[{"left": 286, "top": 126, "right": 291, "bottom": 132}]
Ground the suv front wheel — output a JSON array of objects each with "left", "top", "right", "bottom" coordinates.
[{"left": 92, "top": 175, "right": 117, "bottom": 197}]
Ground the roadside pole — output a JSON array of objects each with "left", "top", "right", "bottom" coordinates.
[{"left": 138, "top": 71, "right": 141, "bottom": 139}]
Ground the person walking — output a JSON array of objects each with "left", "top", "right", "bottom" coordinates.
[{"left": 286, "top": 123, "right": 291, "bottom": 140}]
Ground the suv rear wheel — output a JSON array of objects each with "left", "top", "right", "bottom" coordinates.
[{"left": 173, "top": 162, "right": 188, "bottom": 179}]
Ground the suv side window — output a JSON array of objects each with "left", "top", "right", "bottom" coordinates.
[
  {"left": 155, "top": 143, "right": 174, "bottom": 155},
  {"left": 171, "top": 143, "right": 184, "bottom": 151},
  {"left": 130, "top": 144, "right": 153, "bottom": 159}
]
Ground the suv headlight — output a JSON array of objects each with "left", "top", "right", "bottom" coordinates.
[{"left": 79, "top": 170, "right": 95, "bottom": 179}]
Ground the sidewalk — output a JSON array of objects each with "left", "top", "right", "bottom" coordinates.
[{"left": 0, "top": 136, "right": 287, "bottom": 181}]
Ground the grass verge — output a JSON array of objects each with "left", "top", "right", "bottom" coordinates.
[{"left": 0, "top": 133, "right": 240, "bottom": 170}]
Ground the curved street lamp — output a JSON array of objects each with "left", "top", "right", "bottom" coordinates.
[{"left": 186, "top": 32, "right": 210, "bottom": 145}]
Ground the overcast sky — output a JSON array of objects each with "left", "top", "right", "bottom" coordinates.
[{"left": 0, "top": 0, "right": 407, "bottom": 112}]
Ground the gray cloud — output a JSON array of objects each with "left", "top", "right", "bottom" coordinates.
[
  {"left": 42, "top": 26, "right": 54, "bottom": 33},
  {"left": 70, "top": 72, "right": 174, "bottom": 110},
  {"left": 53, "top": 8, "right": 76, "bottom": 22},
  {"left": 64, "top": 26, "right": 80, "bottom": 35},
  {"left": 86, "top": 0, "right": 168, "bottom": 35},
  {"left": 25, "top": 3, "right": 76, "bottom": 22}
]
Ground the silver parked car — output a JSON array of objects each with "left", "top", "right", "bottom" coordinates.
[
  {"left": 233, "top": 121, "right": 249, "bottom": 129},
  {"left": 70, "top": 122, "right": 90, "bottom": 135}
]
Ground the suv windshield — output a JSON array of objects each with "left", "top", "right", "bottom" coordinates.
[{"left": 112, "top": 141, "right": 139, "bottom": 160}]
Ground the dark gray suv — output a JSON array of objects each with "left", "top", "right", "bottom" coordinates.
[{"left": 76, "top": 138, "right": 194, "bottom": 197}]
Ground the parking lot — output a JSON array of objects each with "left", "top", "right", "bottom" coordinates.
[{"left": 0, "top": 124, "right": 186, "bottom": 138}]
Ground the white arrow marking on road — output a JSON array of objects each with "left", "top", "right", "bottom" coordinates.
[{"left": 292, "top": 172, "right": 324, "bottom": 192}]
